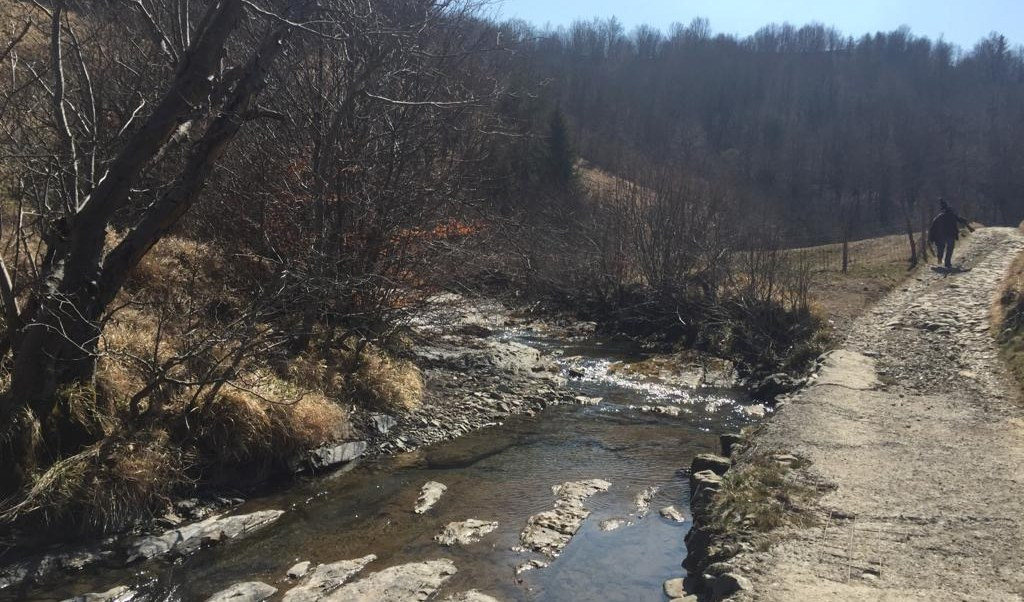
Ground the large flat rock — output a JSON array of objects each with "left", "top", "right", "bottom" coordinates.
[
  {"left": 321, "top": 559, "right": 457, "bottom": 601},
  {"left": 520, "top": 479, "right": 610, "bottom": 558},
  {"left": 206, "top": 582, "right": 277, "bottom": 602},
  {"left": 282, "top": 555, "right": 377, "bottom": 602},
  {"left": 126, "top": 510, "right": 284, "bottom": 563}
]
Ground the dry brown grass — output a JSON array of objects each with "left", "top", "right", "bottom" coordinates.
[
  {"left": 0, "top": 430, "right": 190, "bottom": 534},
  {"left": 996, "top": 234, "right": 1024, "bottom": 393},
  {"left": 192, "top": 381, "right": 349, "bottom": 468},
  {"left": 349, "top": 346, "right": 424, "bottom": 413},
  {"left": 0, "top": 235, "right": 362, "bottom": 535},
  {"left": 798, "top": 237, "right": 913, "bottom": 338}
]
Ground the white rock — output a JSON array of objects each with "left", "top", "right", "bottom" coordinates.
[
  {"left": 599, "top": 518, "right": 630, "bottom": 532},
  {"left": 206, "top": 582, "right": 277, "bottom": 602},
  {"left": 514, "top": 559, "right": 549, "bottom": 575},
  {"left": 434, "top": 519, "right": 499, "bottom": 546},
  {"left": 319, "top": 559, "right": 457, "bottom": 601},
  {"left": 287, "top": 561, "right": 311, "bottom": 579},
  {"left": 660, "top": 506, "right": 687, "bottom": 523},
  {"left": 125, "top": 510, "right": 284, "bottom": 563},
  {"left": 664, "top": 577, "right": 687, "bottom": 598},
  {"left": 414, "top": 481, "right": 448, "bottom": 514},
  {"left": 520, "top": 479, "right": 611, "bottom": 557},
  {"left": 63, "top": 586, "right": 136, "bottom": 602},
  {"left": 282, "top": 555, "right": 377, "bottom": 602},
  {"left": 633, "top": 486, "right": 658, "bottom": 517}
]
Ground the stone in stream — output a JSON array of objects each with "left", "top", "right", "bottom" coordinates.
[
  {"left": 515, "top": 559, "right": 549, "bottom": 575},
  {"left": 719, "top": 433, "right": 743, "bottom": 457},
  {"left": 62, "top": 586, "right": 136, "bottom": 602},
  {"left": 318, "top": 559, "right": 457, "bottom": 601},
  {"left": 287, "top": 561, "right": 311, "bottom": 579},
  {"left": 205, "top": 582, "right": 277, "bottom": 602},
  {"left": 599, "top": 518, "right": 631, "bottom": 532},
  {"left": 633, "top": 486, "right": 658, "bottom": 517},
  {"left": 659, "top": 506, "right": 687, "bottom": 523},
  {"left": 663, "top": 578, "right": 687, "bottom": 598},
  {"left": 519, "top": 479, "right": 611, "bottom": 558},
  {"left": 282, "top": 554, "right": 377, "bottom": 602},
  {"left": 443, "top": 591, "right": 502, "bottom": 602},
  {"left": 691, "top": 453, "right": 731, "bottom": 476},
  {"left": 414, "top": 481, "right": 448, "bottom": 514},
  {"left": 434, "top": 519, "right": 499, "bottom": 546},
  {"left": 751, "top": 373, "right": 801, "bottom": 399},
  {"left": 307, "top": 441, "right": 368, "bottom": 471},
  {"left": 125, "top": 510, "right": 284, "bottom": 563}
]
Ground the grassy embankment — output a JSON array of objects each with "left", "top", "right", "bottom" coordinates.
[
  {"left": 0, "top": 235, "right": 423, "bottom": 539},
  {"left": 996, "top": 223, "right": 1024, "bottom": 392}
]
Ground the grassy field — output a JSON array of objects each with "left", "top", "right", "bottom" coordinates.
[{"left": 793, "top": 234, "right": 915, "bottom": 339}]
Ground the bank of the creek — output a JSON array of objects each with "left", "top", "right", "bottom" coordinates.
[{"left": 4, "top": 300, "right": 769, "bottom": 602}]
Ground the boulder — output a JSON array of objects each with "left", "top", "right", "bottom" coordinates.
[
  {"left": 434, "top": 519, "right": 499, "bottom": 546},
  {"left": 307, "top": 441, "right": 367, "bottom": 471},
  {"left": 751, "top": 373, "right": 800, "bottom": 400},
  {"left": 287, "top": 561, "right": 311, "bottom": 579},
  {"left": 633, "top": 486, "right": 658, "bottom": 516},
  {"left": 126, "top": 510, "right": 284, "bottom": 563},
  {"left": 711, "top": 573, "right": 751, "bottom": 599},
  {"left": 689, "top": 470, "right": 723, "bottom": 498},
  {"left": 663, "top": 578, "right": 687, "bottom": 598},
  {"left": 282, "top": 554, "right": 377, "bottom": 602},
  {"left": 691, "top": 453, "right": 731, "bottom": 476},
  {"left": 206, "top": 582, "right": 277, "bottom": 602},
  {"left": 660, "top": 506, "right": 687, "bottom": 523},
  {"left": 414, "top": 481, "right": 448, "bottom": 514},
  {"left": 719, "top": 433, "right": 743, "bottom": 457}
]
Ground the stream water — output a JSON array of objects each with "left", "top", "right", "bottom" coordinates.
[{"left": 13, "top": 330, "right": 764, "bottom": 602}]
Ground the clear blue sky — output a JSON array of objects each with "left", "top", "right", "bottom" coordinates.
[{"left": 492, "top": 0, "right": 1022, "bottom": 49}]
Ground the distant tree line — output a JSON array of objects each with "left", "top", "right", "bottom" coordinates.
[{"left": 486, "top": 18, "right": 1024, "bottom": 242}]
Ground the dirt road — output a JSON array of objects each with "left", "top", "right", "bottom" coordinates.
[{"left": 734, "top": 227, "right": 1024, "bottom": 602}]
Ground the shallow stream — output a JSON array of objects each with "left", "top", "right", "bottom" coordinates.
[{"left": 13, "top": 330, "right": 763, "bottom": 601}]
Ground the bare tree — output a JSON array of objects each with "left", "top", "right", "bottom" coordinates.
[{"left": 0, "top": 0, "right": 312, "bottom": 488}]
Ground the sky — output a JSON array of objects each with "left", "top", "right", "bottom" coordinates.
[{"left": 492, "top": 0, "right": 1022, "bottom": 49}]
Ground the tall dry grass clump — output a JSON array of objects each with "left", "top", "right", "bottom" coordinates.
[
  {"left": 349, "top": 347, "right": 425, "bottom": 413},
  {"left": 191, "top": 385, "right": 349, "bottom": 471},
  {"left": 0, "top": 430, "right": 190, "bottom": 535}
]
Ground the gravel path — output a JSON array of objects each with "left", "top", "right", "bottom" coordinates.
[{"left": 735, "top": 227, "right": 1024, "bottom": 602}]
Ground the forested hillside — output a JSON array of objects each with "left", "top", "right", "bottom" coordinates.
[{"left": 490, "top": 18, "right": 1024, "bottom": 242}]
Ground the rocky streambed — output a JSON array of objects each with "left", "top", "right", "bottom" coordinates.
[{"left": 4, "top": 297, "right": 771, "bottom": 602}]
